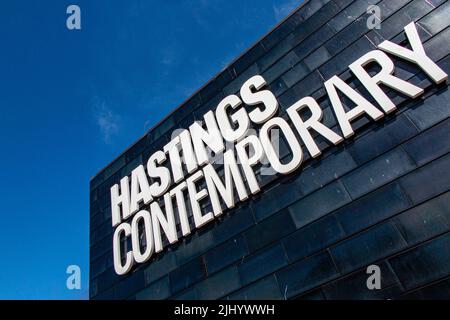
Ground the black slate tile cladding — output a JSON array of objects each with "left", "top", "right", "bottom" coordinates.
[
  {"left": 321, "top": 261, "right": 399, "bottom": 299},
  {"left": 244, "top": 209, "right": 296, "bottom": 252},
  {"left": 276, "top": 251, "right": 339, "bottom": 299},
  {"left": 335, "top": 182, "right": 411, "bottom": 234},
  {"left": 90, "top": 0, "right": 450, "bottom": 299},
  {"left": 136, "top": 275, "right": 171, "bottom": 300},
  {"left": 289, "top": 180, "right": 351, "bottom": 228},
  {"left": 204, "top": 235, "right": 248, "bottom": 275},
  {"left": 389, "top": 233, "right": 450, "bottom": 291},
  {"left": 238, "top": 243, "right": 288, "bottom": 286},
  {"left": 330, "top": 221, "right": 408, "bottom": 274},
  {"left": 393, "top": 192, "right": 450, "bottom": 245},
  {"left": 228, "top": 275, "right": 283, "bottom": 300},
  {"left": 169, "top": 257, "right": 206, "bottom": 294},
  {"left": 283, "top": 214, "right": 345, "bottom": 262}
]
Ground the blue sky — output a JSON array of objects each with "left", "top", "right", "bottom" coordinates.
[{"left": 0, "top": 0, "right": 302, "bottom": 299}]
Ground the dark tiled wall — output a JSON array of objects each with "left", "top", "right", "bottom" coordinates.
[{"left": 89, "top": 0, "right": 450, "bottom": 300}]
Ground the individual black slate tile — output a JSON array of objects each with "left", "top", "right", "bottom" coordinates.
[
  {"left": 169, "top": 257, "right": 206, "bottom": 294},
  {"left": 173, "top": 287, "right": 198, "bottom": 300},
  {"left": 281, "top": 62, "right": 310, "bottom": 88},
  {"left": 258, "top": 34, "right": 295, "bottom": 72},
  {"left": 418, "top": 1, "right": 450, "bottom": 36},
  {"left": 427, "top": 0, "right": 447, "bottom": 6},
  {"left": 97, "top": 172, "right": 120, "bottom": 198},
  {"left": 337, "top": 181, "right": 411, "bottom": 235},
  {"left": 195, "top": 90, "right": 225, "bottom": 118},
  {"left": 136, "top": 275, "right": 171, "bottom": 300},
  {"left": 100, "top": 154, "right": 126, "bottom": 183},
  {"left": 422, "top": 27, "right": 450, "bottom": 63},
  {"left": 212, "top": 205, "right": 255, "bottom": 244},
  {"left": 393, "top": 192, "right": 450, "bottom": 245},
  {"left": 385, "top": 19, "right": 432, "bottom": 50},
  {"left": 278, "top": 71, "right": 324, "bottom": 110},
  {"left": 223, "top": 64, "right": 259, "bottom": 95},
  {"left": 238, "top": 243, "right": 288, "bottom": 286},
  {"left": 262, "top": 51, "right": 300, "bottom": 84},
  {"left": 276, "top": 251, "right": 339, "bottom": 299},
  {"left": 174, "top": 94, "right": 202, "bottom": 123},
  {"left": 91, "top": 236, "right": 113, "bottom": 261},
  {"left": 289, "top": 180, "right": 351, "bottom": 229},
  {"left": 293, "top": 1, "right": 339, "bottom": 43},
  {"left": 199, "top": 71, "right": 233, "bottom": 103},
  {"left": 320, "top": 102, "right": 338, "bottom": 128},
  {"left": 118, "top": 155, "right": 143, "bottom": 179},
  {"left": 269, "top": 77, "right": 288, "bottom": 97},
  {"left": 250, "top": 179, "right": 303, "bottom": 222},
  {"left": 115, "top": 269, "right": 145, "bottom": 300},
  {"left": 296, "top": 149, "right": 357, "bottom": 195},
  {"left": 377, "top": 0, "right": 413, "bottom": 18},
  {"left": 321, "top": 261, "right": 399, "bottom": 299},
  {"left": 347, "top": 115, "right": 418, "bottom": 165},
  {"left": 319, "top": 36, "right": 376, "bottom": 80},
  {"left": 398, "top": 277, "right": 450, "bottom": 300},
  {"left": 304, "top": 46, "right": 332, "bottom": 71},
  {"left": 293, "top": 288, "right": 326, "bottom": 300},
  {"left": 399, "top": 152, "right": 450, "bottom": 205},
  {"left": 376, "top": 0, "right": 436, "bottom": 40},
  {"left": 365, "top": 28, "right": 385, "bottom": 46},
  {"left": 389, "top": 233, "right": 450, "bottom": 291},
  {"left": 386, "top": 54, "right": 425, "bottom": 81},
  {"left": 195, "top": 266, "right": 241, "bottom": 300},
  {"left": 148, "top": 115, "right": 176, "bottom": 144},
  {"left": 298, "top": 0, "right": 332, "bottom": 21},
  {"left": 333, "top": 0, "right": 355, "bottom": 9},
  {"left": 90, "top": 172, "right": 105, "bottom": 191},
  {"left": 92, "top": 267, "right": 121, "bottom": 297},
  {"left": 261, "top": 11, "right": 302, "bottom": 51},
  {"left": 325, "top": 16, "right": 371, "bottom": 56},
  {"left": 283, "top": 214, "right": 346, "bottom": 262},
  {"left": 91, "top": 202, "right": 111, "bottom": 229},
  {"left": 330, "top": 221, "right": 407, "bottom": 274},
  {"left": 342, "top": 147, "right": 416, "bottom": 199},
  {"left": 403, "top": 119, "right": 450, "bottom": 166},
  {"left": 204, "top": 235, "right": 248, "bottom": 275},
  {"left": 93, "top": 286, "right": 115, "bottom": 300},
  {"left": 228, "top": 275, "right": 282, "bottom": 300},
  {"left": 90, "top": 209, "right": 107, "bottom": 230},
  {"left": 437, "top": 52, "right": 450, "bottom": 76},
  {"left": 91, "top": 221, "right": 113, "bottom": 246},
  {"left": 174, "top": 231, "right": 215, "bottom": 265},
  {"left": 231, "top": 43, "right": 266, "bottom": 76},
  {"left": 144, "top": 252, "right": 178, "bottom": 286},
  {"left": 291, "top": 0, "right": 339, "bottom": 44},
  {"left": 244, "top": 209, "right": 296, "bottom": 252},
  {"left": 124, "top": 137, "right": 147, "bottom": 164},
  {"left": 142, "top": 132, "right": 170, "bottom": 160},
  {"left": 405, "top": 88, "right": 450, "bottom": 131},
  {"left": 90, "top": 254, "right": 108, "bottom": 279},
  {"left": 293, "top": 23, "right": 336, "bottom": 61}
]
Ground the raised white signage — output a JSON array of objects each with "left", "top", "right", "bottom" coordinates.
[{"left": 110, "top": 22, "right": 447, "bottom": 275}]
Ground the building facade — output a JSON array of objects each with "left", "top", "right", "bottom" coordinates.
[{"left": 89, "top": 0, "right": 450, "bottom": 300}]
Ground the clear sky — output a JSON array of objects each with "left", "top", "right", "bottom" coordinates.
[{"left": 0, "top": 0, "right": 302, "bottom": 299}]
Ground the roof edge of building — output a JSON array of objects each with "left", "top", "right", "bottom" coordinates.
[{"left": 90, "top": 0, "right": 311, "bottom": 183}]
